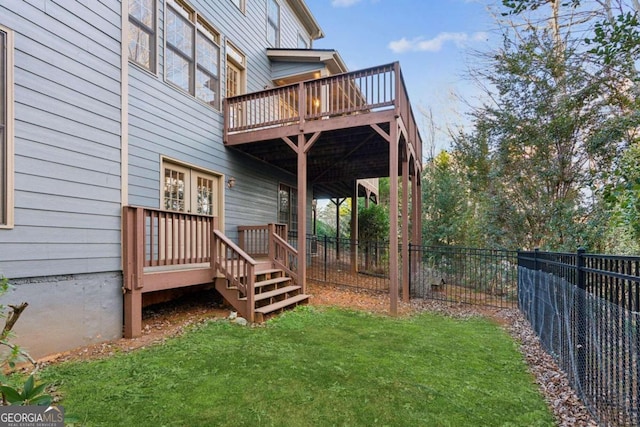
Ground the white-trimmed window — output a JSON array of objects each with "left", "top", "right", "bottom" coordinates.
[
  {"left": 278, "top": 183, "right": 297, "bottom": 237},
  {"left": 162, "top": 160, "right": 222, "bottom": 216},
  {"left": 226, "top": 42, "right": 246, "bottom": 98},
  {"left": 267, "top": 0, "right": 280, "bottom": 48},
  {"left": 231, "top": 0, "right": 245, "bottom": 13},
  {"left": 128, "top": 0, "right": 156, "bottom": 72},
  {"left": 297, "top": 34, "right": 308, "bottom": 49},
  {"left": 0, "top": 27, "right": 13, "bottom": 229},
  {"left": 166, "top": 0, "right": 220, "bottom": 108}
]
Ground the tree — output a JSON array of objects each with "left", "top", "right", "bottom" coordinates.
[
  {"left": 358, "top": 202, "right": 389, "bottom": 242},
  {"left": 316, "top": 199, "right": 351, "bottom": 238},
  {"left": 421, "top": 151, "right": 476, "bottom": 246},
  {"left": 442, "top": 0, "right": 640, "bottom": 250},
  {"left": 601, "top": 142, "right": 640, "bottom": 253}
]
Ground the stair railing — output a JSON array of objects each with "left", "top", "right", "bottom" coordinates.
[
  {"left": 212, "top": 229, "right": 255, "bottom": 322},
  {"left": 268, "top": 224, "right": 299, "bottom": 287}
]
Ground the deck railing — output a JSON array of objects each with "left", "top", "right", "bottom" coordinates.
[
  {"left": 238, "top": 224, "right": 289, "bottom": 259},
  {"left": 224, "top": 62, "right": 421, "bottom": 162},
  {"left": 123, "top": 206, "right": 215, "bottom": 272},
  {"left": 269, "top": 224, "right": 298, "bottom": 287},
  {"left": 122, "top": 206, "right": 218, "bottom": 337},
  {"left": 212, "top": 229, "right": 256, "bottom": 322}
]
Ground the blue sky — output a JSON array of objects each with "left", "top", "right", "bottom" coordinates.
[{"left": 304, "top": 0, "right": 497, "bottom": 156}]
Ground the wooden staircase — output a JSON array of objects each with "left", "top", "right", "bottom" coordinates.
[
  {"left": 212, "top": 227, "right": 309, "bottom": 323},
  {"left": 216, "top": 261, "right": 309, "bottom": 322}
]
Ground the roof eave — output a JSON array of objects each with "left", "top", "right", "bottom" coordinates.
[
  {"left": 267, "top": 49, "right": 348, "bottom": 74},
  {"left": 287, "top": 0, "right": 325, "bottom": 40}
]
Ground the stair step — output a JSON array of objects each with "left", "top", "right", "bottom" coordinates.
[
  {"left": 254, "top": 294, "right": 309, "bottom": 315},
  {"left": 254, "top": 285, "right": 301, "bottom": 302},
  {"left": 255, "top": 267, "right": 280, "bottom": 275},
  {"left": 255, "top": 276, "right": 290, "bottom": 288}
]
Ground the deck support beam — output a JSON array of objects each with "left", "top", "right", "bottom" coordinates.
[
  {"left": 331, "top": 198, "right": 346, "bottom": 260},
  {"left": 351, "top": 182, "right": 358, "bottom": 274},
  {"left": 402, "top": 146, "right": 410, "bottom": 303},
  {"left": 389, "top": 121, "right": 399, "bottom": 316},
  {"left": 297, "top": 133, "right": 308, "bottom": 294},
  {"left": 124, "top": 289, "right": 142, "bottom": 338},
  {"left": 412, "top": 161, "right": 422, "bottom": 273}
]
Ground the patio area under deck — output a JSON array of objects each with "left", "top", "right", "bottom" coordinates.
[{"left": 224, "top": 62, "right": 423, "bottom": 313}]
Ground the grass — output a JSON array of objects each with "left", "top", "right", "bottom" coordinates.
[{"left": 41, "top": 306, "right": 554, "bottom": 426}]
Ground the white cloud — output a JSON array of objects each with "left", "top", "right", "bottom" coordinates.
[
  {"left": 331, "top": 0, "right": 362, "bottom": 6},
  {"left": 388, "top": 31, "right": 488, "bottom": 53}
]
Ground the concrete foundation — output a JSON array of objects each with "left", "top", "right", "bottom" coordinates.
[{"left": 3, "top": 272, "right": 123, "bottom": 359}]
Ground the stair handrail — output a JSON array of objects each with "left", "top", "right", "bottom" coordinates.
[
  {"left": 212, "top": 229, "right": 256, "bottom": 322},
  {"left": 269, "top": 228, "right": 299, "bottom": 287}
]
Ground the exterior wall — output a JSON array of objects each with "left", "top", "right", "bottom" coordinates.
[
  {"left": 127, "top": 0, "right": 318, "bottom": 242},
  {"left": 0, "top": 0, "right": 324, "bottom": 358},
  {"left": 0, "top": 2, "right": 123, "bottom": 357},
  {"left": 271, "top": 61, "right": 324, "bottom": 80}
]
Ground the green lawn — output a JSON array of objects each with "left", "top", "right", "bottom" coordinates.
[{"left": 42, "top": 306, "right": 554, "bottom": 426}]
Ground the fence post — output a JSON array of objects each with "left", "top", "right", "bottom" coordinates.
[
  {"left": 323, "top": 235, "right": 328, "bottom": 282},
  {"left": 408, "top": 243, "right": 412, "bottom": 298},
  {"left": 575, "top": 247, "right": 587, "bottom": 394}
]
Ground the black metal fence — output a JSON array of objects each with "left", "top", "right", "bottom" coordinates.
[
  {"left": 519, "top": 249, "right": 640, "bottom": 426},
  {"left": 306, "top": 236, "right": 519, "bottom": 307},
  {"left": 307, "top": 235, "right": 390, "bottom": 292},
  {"left": 409, "top": 245, "right": 518, "bottom": 308}
]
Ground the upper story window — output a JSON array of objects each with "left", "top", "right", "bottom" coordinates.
[
  {"left": 128, "top": 0, "right": 156, "bottom": 72},
  {"left": 226, "top": 42, "right": 246, "bottom": 98},
  {"left": 267, "top": 0, "right": 280, "bottom": 48},
  {"left": 297, "top": 34, "right": 308, "bottom": 49},
  {"left": 0, "top": 27, "right": 14, "bottom": 229},
  {"left": 231, "top": 0, "right": 245, "bottom": 13},
  {"left": 166, "top": 0, "right": 220, "bottom": 108}
]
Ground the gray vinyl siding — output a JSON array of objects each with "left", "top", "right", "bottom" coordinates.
[
  {"left": 128, "top": 0, "right": 318, "bottom": 241},
  {"left": 0, "top": 1, "right": 122, "bottom": 279},
  {"left": 271, "top": 61, "right": 325, "bottom": 80}
]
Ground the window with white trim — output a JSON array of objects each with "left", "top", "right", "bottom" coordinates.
[
  {"left": 128, "top": 0, "right": 156, "bottom": 72},
  {"left": 225, "top": 42, "right": 245, "bottom": 98},
  {"left": 166, "top": 0, "right": 220, "bottom": 108},
  {"left": 231, "top": 0, "right": 245, "bottom": 13},
  {"left": 0, "top": 27, "right": 13, "bottom": 228},
  {"left": 297, "top": 34, "right": 308, "bottom": 49},
  {"left": 267, "top": 0, "right": 280, "bottom": 48},
  {"left": 163, "top": 160, "right": 221, "bottom": 216}
]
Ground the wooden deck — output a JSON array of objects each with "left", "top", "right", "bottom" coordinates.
[
  {"left": 223, "top": 62, "right": 424, "bottom": 315},
  {"left": 223, "top": 62, "right": 422, "bottom": 199},
  {"left": 122, "top": 63, "right": 424, "bottom": 333},
  {"left": 122, "top": 209, "right": 306, "bottom": 337}
]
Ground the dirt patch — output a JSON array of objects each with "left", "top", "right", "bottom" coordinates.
[{"left": 38, "top": 289, "right": 230, "bottom": 366}]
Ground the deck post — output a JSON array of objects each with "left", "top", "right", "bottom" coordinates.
[
  {"left": 389, "top": 121, "right": 399, "bottom": 316},
  {"left": 297, "top": 133, "right": 307, "bottom": 294},
  {"left": 350, "top": 182, "right": 358, "bottom": 274},
  {"left": 268, "top": 223, "right": 276, "bottom": 264},
  {"left": 123, "top": 206, "right": 144, "bottom": 338},
  {"left": 412, "top": 166, "right": 421, "bottom": 273},
  {"left": 124, "top": 290, "right": 142, "bottom": 338},
  {"left": 401, "top": 146, "right": 409, "bottom": 303}
]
